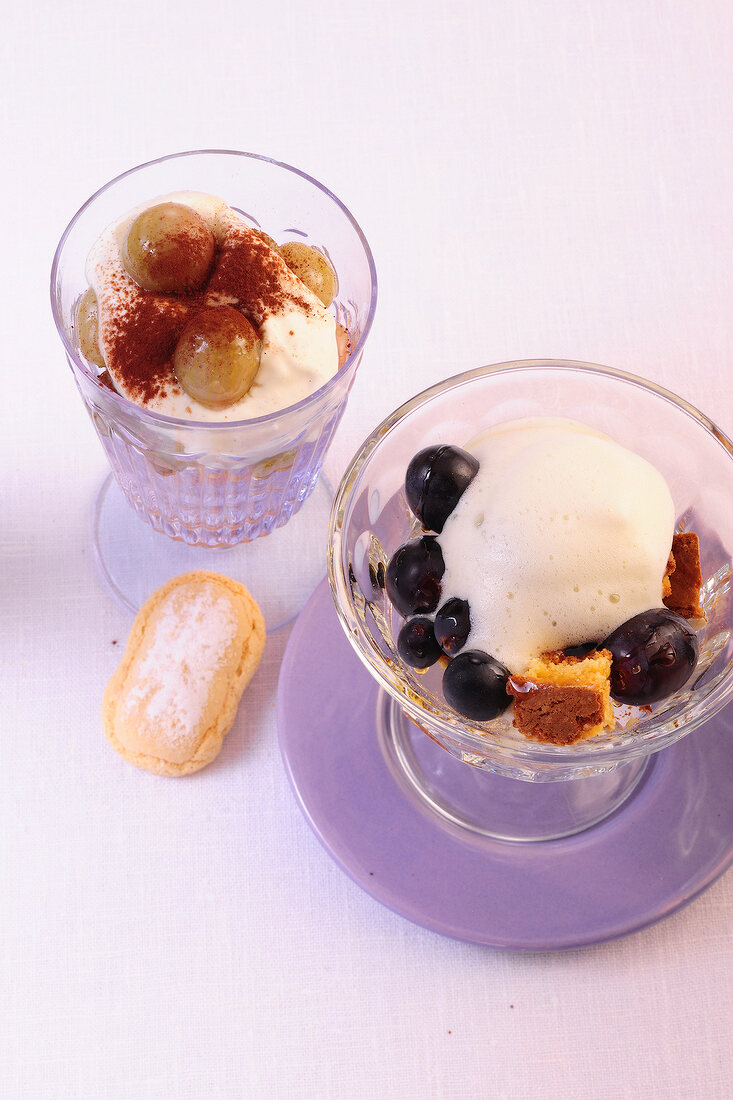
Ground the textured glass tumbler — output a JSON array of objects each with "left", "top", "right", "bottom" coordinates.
[
  {"left": 51, "top": 151, "right": 377, "bottom": 549},
  {"left": 327, "top": 362, "right": 733, "bottom": 839}
]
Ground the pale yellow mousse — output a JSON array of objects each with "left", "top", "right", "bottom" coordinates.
[{"left": 437, "top": 418, "right": 676, "bottom": 672}]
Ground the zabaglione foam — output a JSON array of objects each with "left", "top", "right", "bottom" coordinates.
[
  {"left": 86, "top": 191, "right": 339, "bottom": 421},
  {"left": 437, "top": 418, "right": 676, "bottom": 672}
]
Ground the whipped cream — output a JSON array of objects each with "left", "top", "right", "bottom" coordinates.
[
  {"left": 437, "top": 418, "right": 675, "bottom": 672},
  {"left": 87, "top": 191, "right": 338, "bottom": 421}
]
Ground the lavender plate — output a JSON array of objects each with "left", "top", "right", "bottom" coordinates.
[{"left": 277, "top": 580, "right": 733, "bottom": 950}]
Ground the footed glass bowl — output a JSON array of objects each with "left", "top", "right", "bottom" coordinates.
[
  {"left": 51, "top": 150, "right": 377, "bottom": 549},
  {"left": 327, "top": 362, "right": 733, "bottom": 839}
]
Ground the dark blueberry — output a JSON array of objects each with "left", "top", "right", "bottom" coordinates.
[
  {"left": 385, "top": 536, "right": 445, "bottom": 617},
  {"left": 434, "top": 597, "right": 471, "bottom": 655},
  {"left": 397, "top": 617, "right": 443, "bottom": 669},
  {"left": 563, "top": 641, "right": 600, "bottom": 658},
  {"left": 405, "top": 445, "right": 479, "bottom": 533},
  {"left": 442, "top": 650, "right": 511, "bottom": 721},
  {"left": 602, "top": 608, "right": 698, "bottom": 705}
]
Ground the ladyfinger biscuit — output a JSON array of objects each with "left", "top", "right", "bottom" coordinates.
[{"left": 103, "top": 571, "right": 265, "bottom": 776}]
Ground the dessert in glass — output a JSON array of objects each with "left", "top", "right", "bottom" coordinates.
[
  {"left": 51, "top": 150, "right": 377, "bottom": 626},
  {"left": 327, "top": 361, "right": 733, "bottom": 841}
]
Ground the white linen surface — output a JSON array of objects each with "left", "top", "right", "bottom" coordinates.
[{"left": 2, "top": 1, "right": 732, "bottom": 1097}]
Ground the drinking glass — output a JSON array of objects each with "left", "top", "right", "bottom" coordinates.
[
  {"left": 328, "top": 361, "right": 733, "bottom": 840},
  {"left": 51, "top": 150, "right": 377, "bottom": 626}
]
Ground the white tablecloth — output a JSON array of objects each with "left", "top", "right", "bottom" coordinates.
[{"left": 3, "top": 2, "right": 732, "bottom": 1096}]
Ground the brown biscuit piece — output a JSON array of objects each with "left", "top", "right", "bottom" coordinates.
[
  {"left": 103, "top": 571, "right": 265, "bottom": 776},
  {"left": 507, "top": 649, "right": 615, "bottom": 745},
  {"left": 663, "top": 532, "right": 705, "bottom": 619},
  {"left": 508, "top": 683, "right": 606, "bottom": 745}
]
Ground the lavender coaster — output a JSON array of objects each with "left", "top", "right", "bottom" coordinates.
[{"left": 277, "top": 580, "right": 733, "bottom": 950}]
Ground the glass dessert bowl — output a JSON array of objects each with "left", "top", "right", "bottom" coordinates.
[
  {"left": 51, "top": 150, "right": 377, "bottom": 624},
  {"left": 328, "top": 361, "right": 733, "bottom": 841}
]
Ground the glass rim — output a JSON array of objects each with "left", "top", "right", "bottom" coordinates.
[
  {"left": 327, "top": 359, "right": 733, "bottom": 767},
  {"left": 50, "top": 148, "right": 379, "bottom": 432}
]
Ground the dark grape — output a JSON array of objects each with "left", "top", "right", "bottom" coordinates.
[
  {"left": 442, "top": 650, "right": 511, "bottom": 721},
  {"left": 434, "top": 598, "right": 471, "bottom": 655},
  {"left": 405, "top": 445, "right": 479, "bottom": 533},
  {"left": 602, "top": 608, "right": 698, "bottom": 705},
  {"left": 385, "top": 536, "right": 445, "bottom": 617},
  {"left": 563, "top": 641, "right": 600, "bottom": 658},
  {"left": 397, "top": 617, "right": 443, "bottom": 669}
]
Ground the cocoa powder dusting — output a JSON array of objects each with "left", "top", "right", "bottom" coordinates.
[
  {"left": 100, "top": 220, "right": 313, "bottom": 404},
  {"left": 206, "top": 225, "right": 313, "bottom": 319},
  {"left": 103, "top": 293, "right": 192, "bottom": 403},
  {"left": 144, "top": 222, "right": 214, "bottom": 292}
]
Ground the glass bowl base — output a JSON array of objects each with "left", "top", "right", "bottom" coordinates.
[
  {"left": 277, "top": 580, "right": 733, "bottom": 948},
  {"left": 378, "top": 695, "right": 650, "bottom": 842},
  {"left": 92, "top": 472, "right": 334, "bottom": 630}
]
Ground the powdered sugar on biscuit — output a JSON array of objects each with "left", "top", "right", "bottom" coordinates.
[{"left": 121, "top": 582, "right": 238, "bottom": 755}]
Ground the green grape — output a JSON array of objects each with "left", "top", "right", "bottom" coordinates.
[
  {"left": 279, "top": 241, "right": 338, "bottom": 307},
  {"left": 335, "top": 321, "right": 351, "bottom": 368},
  {"left": 76, "top": 287, "right": 106, "bottom": 367},
  {"left": 123, "top": 202, "right": 216, "bottom": 293},
  {"left": 173, "top": 306, "right": 262, "bottom": 408}
]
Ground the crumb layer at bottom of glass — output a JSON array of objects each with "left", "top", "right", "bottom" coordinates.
[
  {"left": 83, "top": 367, "right": 349, "bottom": 548},
  {"left": 93, "top": 472, "right": 334, "bottom": 630}
]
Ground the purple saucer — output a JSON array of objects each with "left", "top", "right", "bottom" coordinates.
[{"left": 277, "top": 580, "right": 733, "bottom": 950}]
